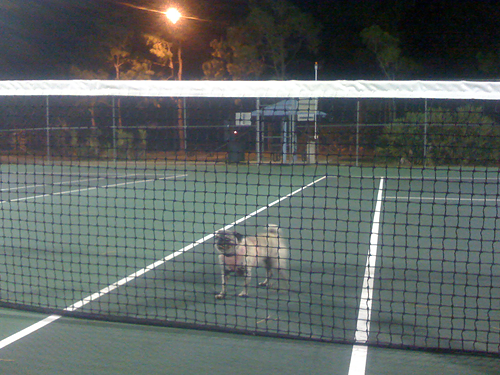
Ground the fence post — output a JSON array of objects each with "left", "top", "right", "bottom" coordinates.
[
  {"left": 183, "top": 97, "right": 187, "bottom": 151},
  {"left": 356, "top": 100, "right": 360, "bottom": 167},
  {"left": 46, "top": 96, "right": 50, "bottom": 162},
  {"left": 424, "top": 98, "right": 428, "bottom": 164},
  {"left": 112, "top": 97, "right": 117, "bottom": 161},
  {"left": 256, "top": 98, "right": 261, "bottom": 164}
]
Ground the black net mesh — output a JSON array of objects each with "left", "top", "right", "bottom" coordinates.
[{"left": 0, "top": 82, "right": 499, "bottom": 355}]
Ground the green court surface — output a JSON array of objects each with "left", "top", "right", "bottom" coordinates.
[
  {"left": 1, "top": 308, "right": 499, "bottom": 375},
  {"left": 0, "top": 163, "right": 499, "bottom": 374}
]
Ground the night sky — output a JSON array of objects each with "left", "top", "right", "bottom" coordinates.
[{"left": 0, "top": 0, "right": 499, "bottom": 80}]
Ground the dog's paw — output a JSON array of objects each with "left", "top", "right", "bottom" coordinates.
[
  {"left": 258, "top": 281, "right": 269, "bottom": 287},
  {"left": 237, "top": 291, "right": 249, "bottom": 297},
  {"left": 215, "top": 293, "right": 226, "bottom": 299}
]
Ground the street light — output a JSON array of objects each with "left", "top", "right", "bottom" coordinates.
[{"left": 165, "top": 8, "right": 181, "bottom": 24}]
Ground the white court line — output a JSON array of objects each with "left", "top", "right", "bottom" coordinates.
[
  {"left": 0, "top": 173, "right": 160, "bottom": 192},
  {"left": 0, "top": 174, "right": 327, "bottom": 350},
  {"left": 0, "top": 315, "right": 61, "bottom": 350},
  {"left": 330, "top": 174, "right": 500, "bottom": 183},
  {"left": 384, "top": 195, "right": 500, "bottom": 202},
  {"left": 1, "top": 177, "right": 101, "bottom": 192},
  {"left": 0, "top": 174, "right": 187, "bottom": 204},
  {"left": 348, "top": 178, "right": 384, "bottom": 375}
]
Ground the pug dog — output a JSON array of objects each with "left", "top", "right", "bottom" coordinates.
[{"left": 214, "top": 224, "right": 289, "bottom": 299}]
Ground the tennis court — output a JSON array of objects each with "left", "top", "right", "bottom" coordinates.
[
  {"left": 1, "top": 162, "right": 499, "bottom": 374},
  {"left": 1, "top": 80, "right": 500, "bottom": 373}
]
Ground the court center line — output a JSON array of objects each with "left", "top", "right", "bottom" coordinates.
[
  {"left": 0, "top": 174, "right": 328, "bottom": 350},
  {"left": 348, "top": 177, "right": 385, "bottom": 375}
]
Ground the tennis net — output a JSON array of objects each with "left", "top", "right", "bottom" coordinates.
[{"left": 0, "top": 80, "right": 499, "bottom": 355}]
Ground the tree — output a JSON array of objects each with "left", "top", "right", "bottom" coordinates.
[
  {"left": 101, "top": 31, "right": 156, "bottom": 80},
  {"left": 202, "top": 36, "right": 265, "bottom": 80},
  {"left": 360, "top": 25, "right": 416, "bottom": 80},
  {"left": 477, "top": 49, "right": 500, "bottom": 77},
  {"left": 70, "top": 22, "right": 161, "bottom": 81},
  {"left": 145, "top": 34, "right": 175, "bottom": 80},
  {"left": 204, "top": 0, "right": 321, "bottom": 80},
  {"left": 377, "top": 105, "right": 500, "bottom": 166},
  {"left": 69, "top": 66, "right": 108, "bottom": 130},
  {"left": 71, "top": 29, "right": 169, "bottom": 129},
  {"left": 145, "top": 34, "right": 185, "bottom": 150}
]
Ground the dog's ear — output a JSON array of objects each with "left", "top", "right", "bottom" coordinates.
[
  {"left": 267, "top": 224, "right": 280, "bottom": 237},
  {"left": 235, "top": 232, "right": 244, "bottom": 242}
]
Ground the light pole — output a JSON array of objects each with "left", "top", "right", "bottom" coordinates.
[
  {"left": 165, "top": 7, "right": 186, "bottom": 151},
  {"left": 165, "top": 8, "right": 183, "bottom": 80}
]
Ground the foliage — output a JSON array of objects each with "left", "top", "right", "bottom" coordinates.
[
  {"left": 377, "top": 105, "right": 500, "bottom": 166},
  {"left": 360, "top": 25, "right": 417, "bottom": 79},
  {"left": 145, "top": 34, "right": 175, "bottom": 79},
  {"left": 116, "top": 129, "right": 147, "bottom": 160},
  {"left": 70, "top": 27, "right": 166, "bottom": 81},
  {"left": 477, "top": 49, "right": 500, "bottom": 77},
  {"left": 69, "top": 128, "right": 103, "bottom": 159},
  {"left": 204, "top": 0, "right": 321, "bottom": 80},
  {"left": 104, "top": 32, "right": 156, "bottom": 80},
  {"left": 202, "top": 37, "right": 264, "bottom": 80}
]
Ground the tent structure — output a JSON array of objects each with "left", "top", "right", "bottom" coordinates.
[
  {"left": 251, "top": 99, "right": 326, "bottom": 118},
  {"left": 252, "top": 99, "right": 300, "bottom": 117},
  {"left": 251, "top": 99, "right": 325, "bottom": 163}
]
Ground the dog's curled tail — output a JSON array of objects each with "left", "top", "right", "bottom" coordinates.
[{"left": 267, "top": 224, "right": 282, "bottom": 237}]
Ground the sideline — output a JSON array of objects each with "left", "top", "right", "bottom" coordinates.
[{"left": 348, "top": 178, "right": 384, "bottom": 375}]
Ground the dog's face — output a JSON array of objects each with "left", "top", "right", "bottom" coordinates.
[{"left": 214, "top": 230, "right": 243, "bottom": 255}]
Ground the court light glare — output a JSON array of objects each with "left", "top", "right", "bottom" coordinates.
[{"left": 165, "top": 8, "right": 181, "bottom": 24}]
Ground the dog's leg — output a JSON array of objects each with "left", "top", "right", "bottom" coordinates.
[
  {"left": 260, "top": 258, "right": 289, "bottom": 292},
  {"left": 238, "top": 267, "right": 253, "bottom": 297},
  {"left": 259, "top": 268, "right": 273, "bottom": 287},
  {"left": 216, "top": 270, "right": 229, "bottom": 299},
  {"left": 259, "top": 257, "right": 274, "bottom": 287}
]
